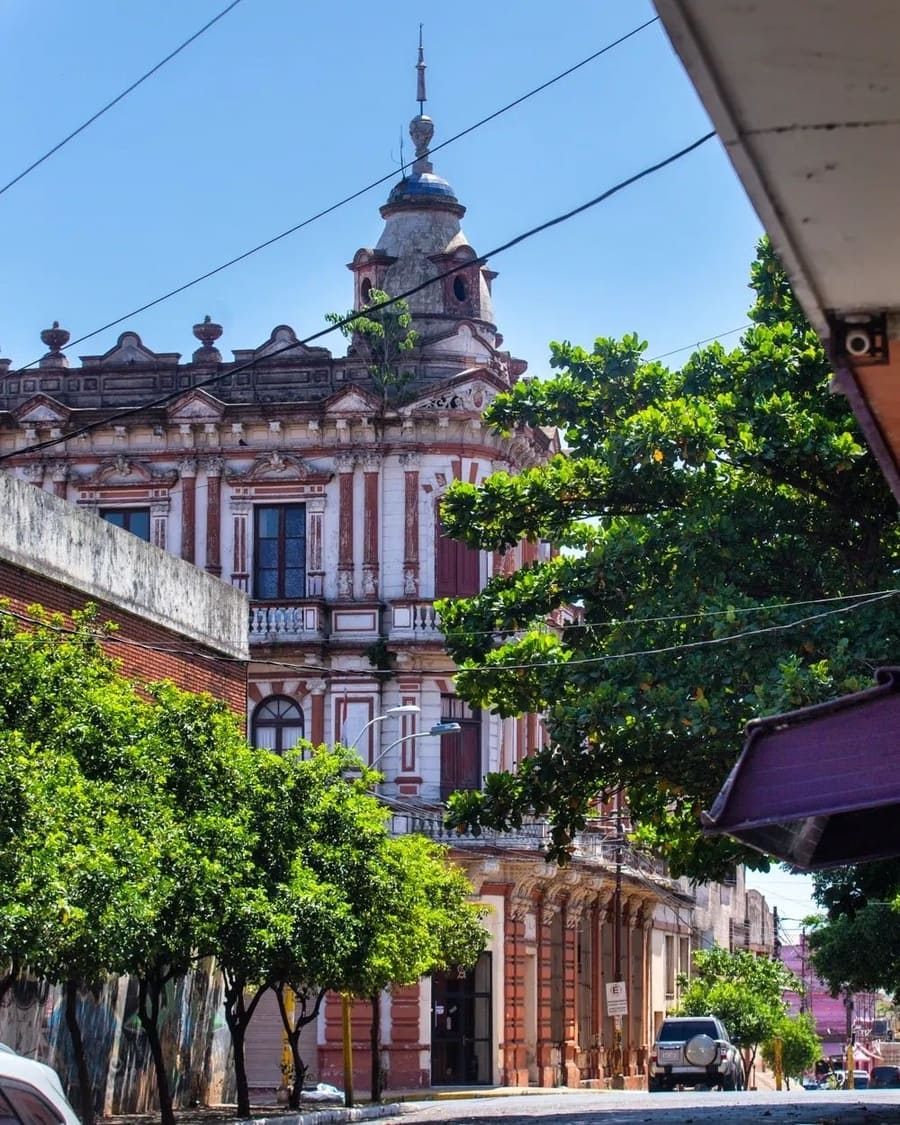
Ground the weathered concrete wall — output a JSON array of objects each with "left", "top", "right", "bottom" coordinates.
[{"left": 0, "top": 471, "right": 248, "bottom": 660}]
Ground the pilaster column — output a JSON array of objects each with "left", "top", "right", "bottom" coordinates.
[
  {"left": 622, "top": 900, "right": 634, "bottom": 1070},
  {"left": 562, "top": 901, "right": 581, "bottom": 1087},
  {"left": 310, "top": 682, "right": 326, "bottom": 745},
  {"left": 536, "top": 897, "right": 558, "bottom": 1087},
  {"left": 335, "top": 453, "right": 355, "bottom": 600},
  {"left": 399, "top": 452, "right": 420, "bottom": 596},
  {"left": 49, "top": 461, "right": 69, "bottom": 499},
  {"left": 503, "top": 898, "right": 530, "bottom": 1086},
  {"left": 362, "top": 453, "right": 380, "bottom": 598},
  {"left": 307, "top": 497, "right": 325, "bottom": 597},
  {"left": 179, "top": 458, "right": 197, "bottom": 564},
  {"left": 204, "top": 457, "right": 224, "bottom": 576}
]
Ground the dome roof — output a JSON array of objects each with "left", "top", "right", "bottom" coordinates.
[{"left": 387, "top": 171, "right": 459, "bottom": 206}]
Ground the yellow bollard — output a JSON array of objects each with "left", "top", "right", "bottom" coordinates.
[
  {"left": 280, "top": 986, "right": 295, "bottom": 1099},
  {"left": 773, "top": 1036, "right": 783, "bottom": 1091},
  {"left": 846, "top": 1043, "right": 855, "bottom": 1089}
]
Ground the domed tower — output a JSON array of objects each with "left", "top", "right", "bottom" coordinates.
[{"left": 349, "top": 33, "right": 504, "bottom": 366}]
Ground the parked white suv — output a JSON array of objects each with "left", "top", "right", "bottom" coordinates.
[
  {"left": 0, "top": 1045, "right": 81, "bottom": 1125},
  {"left": 649, "top": 1016, "right": 743, "bottom": 1092}
]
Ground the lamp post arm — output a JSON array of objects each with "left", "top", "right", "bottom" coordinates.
[{"left": 368, "top": 722, "right": 461, "bottom": 771}]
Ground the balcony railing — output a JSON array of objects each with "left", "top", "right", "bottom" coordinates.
[
  {"left": 385, "top": 807, "right": 680, "bottom": 887},
  {"left": 389, "top": 601, "right": 443, "bottom": 637},
  {"left": 249, "top": 602, "right": 324, "bottom": 642},
  {"left": 387, "top": 809, "right": 550, "bottom": 851}
]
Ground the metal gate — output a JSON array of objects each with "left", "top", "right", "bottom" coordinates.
[{"left": 431, "top": 951, "right": 492, "bottom": 1085}]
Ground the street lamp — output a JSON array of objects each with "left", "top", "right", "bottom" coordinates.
[
  {"left": 369, "top": 721, "right": 461, "bottom": 772},
  {"left": 345, "top": 704, "right": 420, "bottom": 751}
]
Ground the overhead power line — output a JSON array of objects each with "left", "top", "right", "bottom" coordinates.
[
  {"left": 1, "top": 129, "right": 716, "bottom": 464},
  {"left": 0, "top": 0, "right": 247, "bottom": 200},
  {"left": 14, "top": 15, "right": 660, "bottom": 368}
]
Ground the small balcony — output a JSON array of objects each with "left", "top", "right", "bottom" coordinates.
[
  {"left": 388, "top": 600, "right": 444, "bottom": 638},
  {"left": 249, "top": 601, "right": 325, "bottom": 643},
  {"left": 387, "top": 807, "right": 550, "bottom": 852}
]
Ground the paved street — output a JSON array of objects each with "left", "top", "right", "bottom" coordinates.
[{"left": 380, "top": 1089, "right": 900, "bottom": 1125}]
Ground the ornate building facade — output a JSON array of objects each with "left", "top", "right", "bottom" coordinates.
[{"left": 0, "top": 58, "right": 772, "bottom": 1094}]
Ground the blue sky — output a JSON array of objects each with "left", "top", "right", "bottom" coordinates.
[
  {"left": 0, "top": 0, "right": 762, "bottom": 370},
  {"left": 2, "top": 0, "right": 811, "bottom": 915}
]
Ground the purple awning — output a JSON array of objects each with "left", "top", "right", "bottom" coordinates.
[{"left": 702, "top": 667, "right": 900, "bottom": 869}]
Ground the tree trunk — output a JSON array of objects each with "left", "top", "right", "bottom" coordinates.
[
  {"left": 64, "top": 979, "right": 95, "bottom": 1125},
  {"left": 0, "top": 961, "right": 20, "bottom": 1008},
  {"left": 274, "top": 984, "right": 325, "bottom": 1110},
  {"left": 223, "top": 976, "right": 268, "bottom": 1118},
  {"left": 137, "top": 974, "right": 176, "bottom": 1125},
  {"left": 370, "top": 993, "right": 381, "bottom": 1102}
]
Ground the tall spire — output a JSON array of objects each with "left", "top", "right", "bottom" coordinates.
[
  {"left": 409, "top": 27, "right": 434, "bottom": 174},
  {"left": 416, "top": 24, "right": 426, "bottom": 115}
]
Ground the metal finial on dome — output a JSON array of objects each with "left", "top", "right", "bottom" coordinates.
[
  {"left": 416, "top": 24, "right": 426, "bottom": 115},
  {"left": 409, "top": 27, "right": 434, "bottom": 173}
]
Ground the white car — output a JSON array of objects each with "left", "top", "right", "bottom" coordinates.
[{"left": 0, "top": 1046, "right": 80, "bottom": 1125}]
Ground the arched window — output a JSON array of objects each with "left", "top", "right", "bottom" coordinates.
[
  {"left": 360, "top": 277, "right": 373, "bottom": 305},
  {"left": 252, "top": 695, "right": 304, "bottom": 754}
]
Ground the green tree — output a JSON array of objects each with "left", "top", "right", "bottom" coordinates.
[
  {"left": 677, "top": 946, "right": 797, "bottom": 1082},
  {"left": 808, "top": 905, "right": 900, "bottom": 998},
  {"left": 761, "top": 1011, "right": 820, "bottom": 1087},
  {"left": 805, "top": 863, "right": 900, "bottom": 1001},
  {"left": 345, "top": 832, "right": 487, "bottom": 1101},
  {"left": 121, "top": 683, "right": 263, "bottom": 1125},
  {"left": 0, "top": 607, "right": 266, "bottom": 1125},
  {"left": 326, "top": 288, "right": 418, "bottom": 404},
  {"left": 436, "top": 239, "right": 900, "bottom": 880},
  {"left": 229, "top": 747, "right": 486, "bottom": 1108},
  {"left": 0, "top": 608, "right": 165, "bottom": 1125}
]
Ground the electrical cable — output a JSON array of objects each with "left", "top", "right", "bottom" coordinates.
[
  {"left": 0, "top": 0, "right": 247, "bottom": 199},
  {"left": 0, "top": 129, "right": 717, "bottom": 463},
  {"left": 11, "top": 15, "right": 660, "bottom": 369},
  {"left": 0, "top": 578, "right": 891, "bottom": 684},
  {"left": 648, "top": 324, "right": 750, "bottom": 362}
]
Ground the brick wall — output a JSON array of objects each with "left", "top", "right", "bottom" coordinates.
[{"left": 0, "top": 558, "right": 247, "bottom": 720}]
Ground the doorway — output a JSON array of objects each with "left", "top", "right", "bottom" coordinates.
[{"left": 431, "top": 952, "right": 493, "bottom": 1085}]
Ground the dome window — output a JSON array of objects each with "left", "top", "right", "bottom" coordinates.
[{"left": 453, "top": 275, "right": 468, "bottom": 303}]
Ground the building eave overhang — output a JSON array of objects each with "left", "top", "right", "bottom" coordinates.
[
  {"left": 654, "top": 0, "right": 900, "bottom": 504},
  {"left": 702, "top": 667, "right": 900, "bottom": 869}
]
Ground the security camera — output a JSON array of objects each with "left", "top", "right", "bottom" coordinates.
[
  {"left": 828, "top": 312, "right": 888, "bottom": 365},
  {"left": 845, "top": 329, "right": 873, "bottom": 357}
]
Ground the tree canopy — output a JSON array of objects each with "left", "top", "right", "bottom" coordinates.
[
  {"left": 760, "top": 1011, "right": 821, "bottom": 1085},
  {"left": 0, "top": 605, "right": 486, "bottom": 1119},
  {"left": 437, "top": 239, "right": 900, "bottom": 880},
  {"left": 677, "top": 946, "right": 798, "bottom": 1081}
]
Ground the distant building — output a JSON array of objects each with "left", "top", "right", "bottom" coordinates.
[
  {"left": 0, "top": 50, "right": 773, "bottom": 1095},
  {"left": 781, "top": 938, "right": 879, "bottom": 1068}
]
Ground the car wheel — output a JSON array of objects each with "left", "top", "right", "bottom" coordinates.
[{"left": 685, "top": 1034, "right": 717, "bottom": 1067}]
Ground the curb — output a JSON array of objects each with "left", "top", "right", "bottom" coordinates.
[{"left": 234, "top": 1106, "right": 402, "bottom": 1125}]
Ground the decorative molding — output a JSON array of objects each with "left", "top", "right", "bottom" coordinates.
[
  {"left": 81, "top": 457, "right": 177, "bottom": 488},
  {"left": 226, "top": 451, "right": 323, "bottom": 484}
]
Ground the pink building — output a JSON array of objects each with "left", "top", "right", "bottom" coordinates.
[{"left": 782, "top": 939, "right": 879, "bottom": 1067}]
